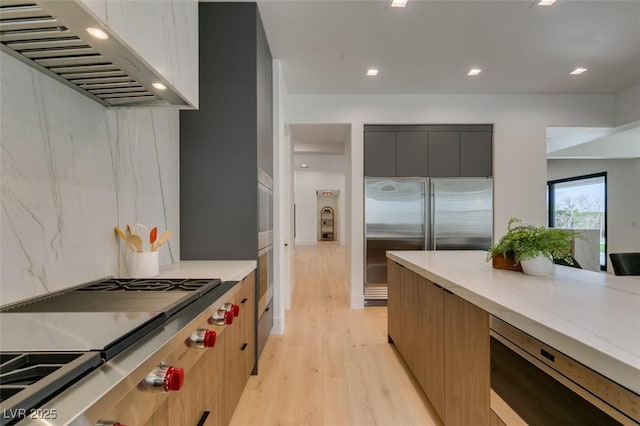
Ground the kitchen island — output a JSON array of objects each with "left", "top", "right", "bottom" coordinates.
[{"left": 386, "top": 250, "right": 640, "bottom": 426}]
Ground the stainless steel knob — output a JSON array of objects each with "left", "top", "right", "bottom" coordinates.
[
  {"left": 142, "top": 365, "right": 184, "bottom": 392},
  {"left": 212, "top": 308, "right": 233, "bottom": 325},
  {"left": 189, "top": 328, "right": 217, "bottom": 348}
]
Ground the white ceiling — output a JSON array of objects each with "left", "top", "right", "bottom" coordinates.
[
  {"left": 258, "top": 0, "right": 640, "bottom": 95},
  {"left": 290, "top": 124, "right": 349, "bottom": 171},
  {"left": 262, "top": 2, "right": 640, "bottom": 168}
]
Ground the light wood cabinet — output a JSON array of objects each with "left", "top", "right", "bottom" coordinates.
[
  {"left": 387, "top": 260, "right": 489, "bottom": 426},
  {"left": 224, "top": 272, "right": 257, "bottom": 424},
  {"left": 414, "top": 274, "right": 445, "bottom": 419},
  {"left": 444, "top": 291, "right": 490, "bottom": 425},
  {"left": 165, "top": 328, "right": 227, "bottom": 426}
]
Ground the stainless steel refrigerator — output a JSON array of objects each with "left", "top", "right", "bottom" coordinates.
[{"left": 364, "top": 177, "right": 493, "bottom": 302}]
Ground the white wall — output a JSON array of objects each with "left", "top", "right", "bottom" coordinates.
[
  {"left": 547, "top": 159, "right": 640, "bottom": 272},
  {"left": 615, "top": 84, "right": 640, "bottom": 126},
  {"left": 272, "top": 60, "right": 290, "bottom": 333},
  {"left": 285, "top": 93, "right": 615, "bottom": 308},
  {"left": 294, "top": 171, "right": 346, "bottom": 245},
  {"left": 1, "top": 52, "right": 180, "bottom": 305}
]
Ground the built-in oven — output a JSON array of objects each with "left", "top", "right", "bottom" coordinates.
[
  {"left": 489, "top": 316, "right": 638, "bottom": 426},
  {"left": 257, "top": 169, "right": 273, "bottom": 361}
]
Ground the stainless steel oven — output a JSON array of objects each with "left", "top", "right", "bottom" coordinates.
[
  {"left": 258, "top": 180, "right": 273, "bottom": 250},
  {"left": 257, "top": 170, "right": 273, "bottom": 361}
]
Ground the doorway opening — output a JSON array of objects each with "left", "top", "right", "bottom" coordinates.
[{"left": 317, "top": 191, "right": 339, "bottom": 242}]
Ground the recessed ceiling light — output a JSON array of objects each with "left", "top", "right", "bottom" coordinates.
[
  {"left": 570, "top": 67, "right": 588, "bottom": 75},
  {"left": 301, "top": 164, "right": 309, "bottom": 168},
  {"left": 537, "top": 0, "right": 556, "bottom": 5},
  {"left": 367, "top": 68, "right": 379, "bottom": 77},
  {"left": 86, "top": 27, "right": 108, "bottom": 40},
  {"left": 391, "top": 0, "right": 408, "bottom": 7},
  {"left": 152, "top": 82, "right": 167, "bottom": 90},
  {"left": 467, "top": 68, "right": 482, "bottom": 76}
]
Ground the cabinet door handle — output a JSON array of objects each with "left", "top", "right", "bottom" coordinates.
[
  {"left": 241, "top": 298, "right": 248, "bottom": 304},
  {"left": 265, "top": 307, "right": 270, "bottom": 312},
  {"left": 241, "top": 343, "right": 248, "bottom": 351},
  {"left": 540, "top": 348, "right": 555, "bottom": 362},
  {"left": 197, "top": 411, "right": 210, "bottom": 426}
]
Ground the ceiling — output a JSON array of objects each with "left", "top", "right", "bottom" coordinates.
[
  {"left": 261, "top": 1, "right": 640, "bottom": 169},
  {"left": 290, "top": 124, "right": 349, "bottom": 171},
  {"left": 258, "top": 0, "right": 640, "bottom": 95}
]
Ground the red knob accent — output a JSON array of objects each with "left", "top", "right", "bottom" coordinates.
[
  {"left": 164, "top": 366, "right": 184, "bottom": 391},
  {"left": 224, "top": 310, "right": 234, "bottom": 325},
  {"left": 232, "top": 303, "right": 240, "bottom": 317},
  {"left": 203, "top": 330, "right": 217, "bottom": 348}
]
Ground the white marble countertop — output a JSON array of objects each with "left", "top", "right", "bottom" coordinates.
[
  {"left": 386, "top": 250, "right": 640, "bottom": 394},
  {"left": 158, "top": 260, "right": 256, "bottom": 282}
]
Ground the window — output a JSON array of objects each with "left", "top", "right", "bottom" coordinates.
[{"left": 548, "top": 173, "right": 607, "bottom": 270}]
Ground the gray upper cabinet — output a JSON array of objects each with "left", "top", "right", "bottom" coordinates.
[
  {"left": 397, "top": 132, "right": 429, "bottom": 177},
  {"left": 364, "top": 132, "right": 396, "bottom": 177},
  {"left": 428, "top": 132, "right": 460, "bottom": 177},
  {"left": 364, "top": 125, "right": 492, "bottom": 178},
  {"left": 460, "top": 132, "right": 492, "bottom": 177}
]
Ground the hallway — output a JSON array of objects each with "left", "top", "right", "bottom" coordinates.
[{"left": 230, "top": 242, "right": 441, "bottom": 426}]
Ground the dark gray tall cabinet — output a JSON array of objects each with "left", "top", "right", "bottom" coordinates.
[{"left": 180, "top": 2, "right": 273, "bottom": 372}]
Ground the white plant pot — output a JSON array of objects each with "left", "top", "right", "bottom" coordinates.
[{"left": 520, "top": 255, "right": 553, "bottom": 276}]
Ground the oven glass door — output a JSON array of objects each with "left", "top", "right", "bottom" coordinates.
[
  {"left": 258, "top": 245, "right": 272, "bottom": 315},
  {"left": 258, "top": 182, "right": 273, "bottom": 250}
]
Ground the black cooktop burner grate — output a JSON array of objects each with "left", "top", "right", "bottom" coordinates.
[
  {"left": 0, "top": 351, "right": 101, "bottom": 424},
  {"left": 74, "top": 278, "right": 217, "bottom": 292}
]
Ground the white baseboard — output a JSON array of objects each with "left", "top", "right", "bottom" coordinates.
[
  {"left": 295, "top": 240, "right": 317, "bottom": 246},
  {"left": 350, "top": 291, "right": 365, "bottom": 309},
  {"left": 271, "top": 313, "right": 285, "bottom": 335}
]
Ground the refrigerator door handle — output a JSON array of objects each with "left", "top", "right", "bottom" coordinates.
[{"left": 430, "top": 180, "right": 436, "bottom": 250}]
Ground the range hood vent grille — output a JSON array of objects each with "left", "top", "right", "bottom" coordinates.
[{"left": 0, "top": 1, "right": 191, "bottom": 107}]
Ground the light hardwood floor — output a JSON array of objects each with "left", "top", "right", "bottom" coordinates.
[{"left": 229, "top": 242, "right": 442, "bottom": 426}]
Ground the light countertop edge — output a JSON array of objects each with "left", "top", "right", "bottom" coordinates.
[
  {"left": 386, "top": 250, "right": 640, "bottom": 395},
  {"left": 158, "top": 260, "right": 257, "bottom": 282}
]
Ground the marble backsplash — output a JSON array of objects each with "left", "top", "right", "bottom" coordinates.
[{"left": 1, "top": 52, "right": 180, "bottom": 305}]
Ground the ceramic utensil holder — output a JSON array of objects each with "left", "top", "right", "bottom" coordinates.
[{"left": 125, "top": 251, "right": 159, "bottom": 278}]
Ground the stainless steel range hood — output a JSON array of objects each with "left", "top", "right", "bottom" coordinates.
[{"left": 0, "top": 0, "right": 194, "bottom": 108}]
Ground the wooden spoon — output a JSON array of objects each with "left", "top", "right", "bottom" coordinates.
[
  {"left": 114, "top": 226, "right": 126, "bottom": 241},
  {"left": 116, "top": 227, "right": 137, "bottom": 251},
  {"left": 127, "top": 234, "right": 144, "bottom": 253},
  {"left": 152, "top": 229, "right": 172, "bottom": 251}
]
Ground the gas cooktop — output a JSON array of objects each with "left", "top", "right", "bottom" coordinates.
[
  {"left": 0, "top": 277, "right": 227, "bottom": 425},
  {"left": 0, "top": 352, "right": 101, "bottom": 425},
  {"left": 73, "top": 277, "right": 217, "bottom": 293}
]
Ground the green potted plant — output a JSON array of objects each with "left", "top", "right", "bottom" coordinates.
[{"left": 486, "top": 217, "right": 582, "bottom": 276}]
